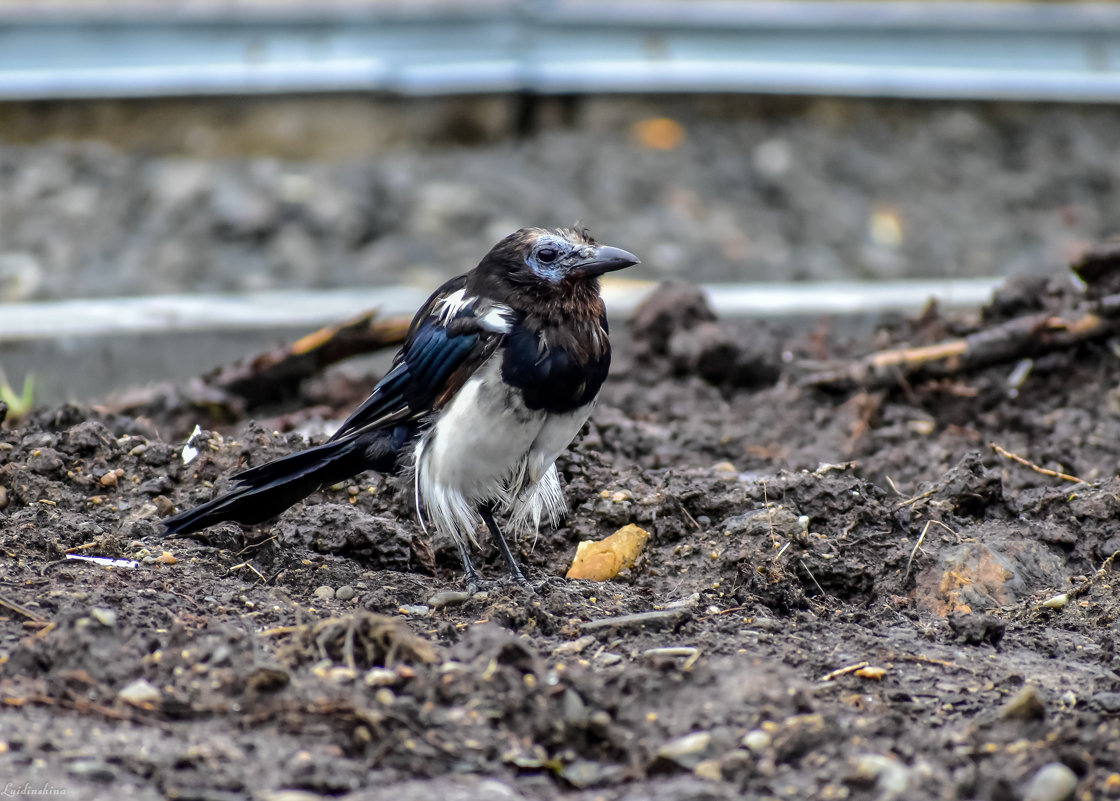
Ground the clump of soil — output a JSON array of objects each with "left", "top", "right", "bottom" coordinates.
[{"left": 3, "top": 276, "right": 1120, "bottom": 800}]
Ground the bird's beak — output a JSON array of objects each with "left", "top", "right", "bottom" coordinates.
[{"left": 571, "top": 245, "right": 640, "bottom": 278}]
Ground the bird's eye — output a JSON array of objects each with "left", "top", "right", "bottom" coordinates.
[{"left": 537, "top": 248, "right": 558, "bottom": 264}]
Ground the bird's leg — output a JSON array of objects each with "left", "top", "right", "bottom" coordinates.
[
  {"left": 478, "top": 503, "right": 530, "bottom": 587},
  {"left": 455, "top": 537, "right": 485, "bottom": 595}
]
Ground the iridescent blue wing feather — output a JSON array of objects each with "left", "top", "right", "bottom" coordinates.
[{"left": 328, "top": 275, "right": 511, "bottom": 442}]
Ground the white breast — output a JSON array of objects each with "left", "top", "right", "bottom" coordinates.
[{"left": 412, "top": 356, "right": 594, "bottom": 547}]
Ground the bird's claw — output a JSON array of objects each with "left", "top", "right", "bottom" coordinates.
[
  {"left": 464, "top": 576, "right": 496, "bottom": 597},
  {"left": 461, "top": 573, "right": 537, "bottom": 597}
]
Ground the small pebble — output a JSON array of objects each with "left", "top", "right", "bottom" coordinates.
[
  {"left": 427, "top": 590, "right": 471, "bottom": 608},
  {"left": 312, "top": 585, "right": 335, "bottom": 602},
  {"left": 1023, "top": 763, "right": 1078, "bottom": 801},
  {"left": 90, "top": 607, "right": 117, "bottom": 627},
  {"left": 261, "top": 791, "right": 329, "bottom": 801},
  {"left": 1000, "top": 685, "right": 1046, "bottom": 721},
  {"left": 1091, "top": 691, "right": 1120, "bottom": 713},
  {"left": 643, "top": 646, "right": 699, "bottom": 659},
  {"left": 117, "top": 678, "right": 161, "bottom": 706},
  {"left": 853, "top": 754, "right": 911, "bottom": 799},
  {"left": 664, "top": 593, "right": 702, "bottom": 609},
  {"left": 1042, "top": 593, "right": 1069, "bottom": 609},
  {"left": 742, "top": 729, "right": 771, "bottom": 752},
  {"left": 581, "top": 608, "right": 688, "bottom": 633},
  {"left": 335, "top": 585, "right": 356, "bottom": 601},
  {"left": 326, "top": 666, "right": 358, "bottom": 683},
  {"left": 66, "top": 760, "right": 117, "bottom": 783},
  {"left": 594, "top": 652, "right": 623, "bottom": 667},
  {"left": 399, "top": 604, "right": 430, "bottom": 616},
  {"left": 657, "top": 731, "right": 712, "bottom": 762},
  {"left": 554, "top": 635, "right": 597, "bottom": 656},
  {"left": 693, "top": 759, "right": 722, "bottom": 781},
  {"left": 364, "top": 668, "right": 397, "bottom": 686},
  {"left": 152, "top": 496, "right": 175, "bottom": 515},
  {"left": 99, "top": 471, "right": 118, "bottom": 488}
]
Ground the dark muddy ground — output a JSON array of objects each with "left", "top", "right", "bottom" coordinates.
[{"left": 4, "top": 271, "right": 1120, "bottom": 801}]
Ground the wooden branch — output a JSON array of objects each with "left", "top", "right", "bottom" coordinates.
[
  {"left": 203, "top": 308, "right": 410, "bottom": 407},
  {"left": 101, "top": 308, "right": 409, "bottom": 420},
  {"left": 799, "top": 297, "right": 1120, "bottom": 390}
]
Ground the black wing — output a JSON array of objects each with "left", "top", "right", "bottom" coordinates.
[{"left": 328, "top": 275, "right": 512, "bottom": 442}]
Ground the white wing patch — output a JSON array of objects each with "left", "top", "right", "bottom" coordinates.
[
  {"left": 435, "top": 289, "right": 514, "bottom": 335},
  {"left": 479, "top": 304, "right": 515, "bottom": 334},
  {"left": 434, "top": 288, "right": 471, "bottom": 323}
]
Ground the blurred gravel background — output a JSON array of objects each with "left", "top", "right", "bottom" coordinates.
[{"left": 2, "top": 95, "right": 1119, "bottom": 303}]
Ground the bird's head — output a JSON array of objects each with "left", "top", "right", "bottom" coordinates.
[{"left": 474, "top": 227, "right": 639, "bottom": 292}]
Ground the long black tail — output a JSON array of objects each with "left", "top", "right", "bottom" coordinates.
[{"left": 163, "top": 424, "right": 414, "bottom": 536}]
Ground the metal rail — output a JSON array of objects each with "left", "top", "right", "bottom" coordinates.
[
  {"left": 0, "top": 278, "right": 1003, "bottom": 341},
  {"left": 2, "top": 2, "right": 1120, "bottom": 101}
]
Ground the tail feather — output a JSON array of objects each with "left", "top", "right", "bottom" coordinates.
[{"left": 163, "top": 424, "right": 413, "bottom": 536}]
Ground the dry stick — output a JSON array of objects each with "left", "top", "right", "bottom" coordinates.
[
  {"left": 229, "top": 562, "right": 268, "bottom": 583},
  {"left": 1068, "top": 549, "right": 1120, "bottom": 601},
  {"left": 761, "top": 480, "right": 783, "bottom": 553},
  {"left": 236, "top": 535, "right": 277, "bottom": 557},
  {"left": 904, "top": 519, "right": 960, "bottom": 583},
  {"left": 104, "top": 308, "right": 410, "bottom": 415},
  {"left": 0, "top": 595, "right": 46, "bottom": 622},
  {"left": 799, "top": 559, "right": 827, "bottom": 596},
  {"left": 63, "top": 542, "right": 101, "bottom": 553},
  {"left": 897, "top": 488, "right": 936, "bottom": 509},
  {"left": 820, "top": 661, "right": 870, "bottom": 682},
  {"left": 990, "top": 442, "right": 1085, "bottom": 484},
  {"left": 894, "top": 654, "right": 958, "bottom": 669},
  {"left": 696, "top": 605, "right": 748, "bottom": 621},
  {"left": 800, "top": 297, "right": 1120, "bottom": 390},
  {"left": 207, "top": 309, "right": 410, "bottom": 407}
]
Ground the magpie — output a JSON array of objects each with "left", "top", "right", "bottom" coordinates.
[{"left": 162, "top": 227, "right": 639, "bottom": 591}]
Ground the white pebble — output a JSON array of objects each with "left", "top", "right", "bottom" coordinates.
[
  {"left": 742, "top": 729, "right": 771, "bottom": 752},
  {"left": 1042, "top": 593, "right": 1069, "bottom": 609},
  {"left": 90, "top": 607, "right": 117, "bottom": 627},
  {"left": 1023, "top": 763, "right": 1078, "bottom": 801},
  {"left": 117, "top": 678, "right": 161, "bottom": 706}
]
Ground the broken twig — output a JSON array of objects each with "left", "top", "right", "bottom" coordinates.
[
  {"left": 990, "top": 442, "right": 1084, "bottom": 484},
  {"left": 800, "top": 293, "right": 1120, "bottom": 390}
]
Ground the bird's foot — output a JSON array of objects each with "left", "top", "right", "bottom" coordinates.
[
  {"left": 505, "top": 565, "right": 540, "bottom": 595},
  {"left": 464, "top": 572, "right": 496, "bottom": 597},
  {"left": 460, "top": 572, "right": 537, "bottom": 597}
]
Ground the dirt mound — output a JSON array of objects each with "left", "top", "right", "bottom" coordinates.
[{"left": 3, "top": 278, "right": 1120, "bottom": 799}]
